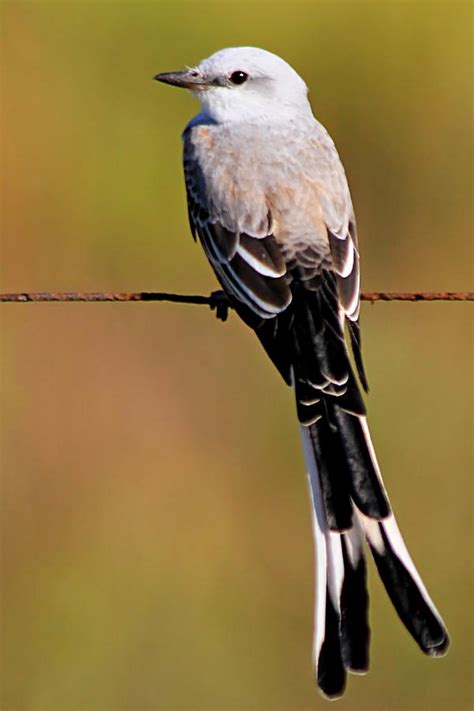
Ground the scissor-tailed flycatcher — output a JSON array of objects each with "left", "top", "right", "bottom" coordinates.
[{"left": 155, "top": 47, "right": 449, "bottom": 699}]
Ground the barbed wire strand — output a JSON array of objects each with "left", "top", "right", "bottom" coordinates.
[
  {"left": 0, "top": 290, "right": 472, "bottom": 304},
  {"left": 1, "top": 290, "right": 472, "bottom": 322}
]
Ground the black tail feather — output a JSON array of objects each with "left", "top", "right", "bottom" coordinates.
[
  {"left": 331, "top": 408, "right": 391, "bottom": 519},
  {"left": 367, "top": 522, "right": 449, "bottom": 656},
  {"left": 340, "top": 534, "right": 370, "bottom": 672},
  {"left": 308, "top": 420, "right": 353, "bottom": 531},
  {"left": 317, "top": 588, "right": 346, "bottom": 699}
]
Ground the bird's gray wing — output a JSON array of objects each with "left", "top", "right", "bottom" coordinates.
[
  {"left": 183, "top": 126, "right": 292, "bottom": 320},
  {"left": 303, "top": 125, "right": 361, "bottom": 324},
  {"left": 307, "top": 127, "right": 365, "bottom": 388}
]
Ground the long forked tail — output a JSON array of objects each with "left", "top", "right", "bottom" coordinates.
[
  {"left": 253, "top": 268, "right": 449, "bottom": 697},
  {"left": 300, "top": 414, "right": 449, "bottom": 700}
]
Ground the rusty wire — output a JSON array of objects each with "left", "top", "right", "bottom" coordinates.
[
  {"left": 0, "top": 290, "right": 472, "bottom": 304},
  {"left": 0, "top": 290, "right": 471, "bottom": 324}
]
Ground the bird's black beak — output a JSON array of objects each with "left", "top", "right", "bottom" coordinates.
[{"left": 154, "top": 69, "right": 208, "bottom": 90}]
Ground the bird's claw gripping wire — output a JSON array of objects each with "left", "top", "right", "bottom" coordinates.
[{"left": 209, "top": 290, "right": 230, "bottom": 321}]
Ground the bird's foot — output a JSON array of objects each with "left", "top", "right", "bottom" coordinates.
[{"left": 209, "top": 290, "right": 230, "bottom": 321}]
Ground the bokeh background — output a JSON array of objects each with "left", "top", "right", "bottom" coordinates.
[{"left": 1, "top": 1, "right": 472, "bottom": 709}]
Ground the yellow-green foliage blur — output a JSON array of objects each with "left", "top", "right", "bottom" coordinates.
[{"left": 1, "top": 2, "right": 472, "bottom": 710}]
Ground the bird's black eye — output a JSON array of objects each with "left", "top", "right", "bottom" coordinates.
[{"left": 229, "top": 71, "right": 248, "bottom": 85}]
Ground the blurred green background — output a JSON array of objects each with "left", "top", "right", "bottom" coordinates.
[{"left": 1, "top": 1, "right": 472, "bottom": 709}]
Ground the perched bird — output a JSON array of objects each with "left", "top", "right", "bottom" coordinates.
[{"left": 155, "top": 47, "right": 449, "bottom": 699}]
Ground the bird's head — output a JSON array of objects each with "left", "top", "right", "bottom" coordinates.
[{"left": 154, "top": 47, "right": 313, "bottom": 123}]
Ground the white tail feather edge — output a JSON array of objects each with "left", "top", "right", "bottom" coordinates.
[
  {"left": 300, "top": 424, "right": 328, "bottom": 665},
  {"left": 357, "top": 509, "right": 447, "bottom": 633}
]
